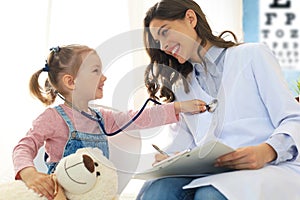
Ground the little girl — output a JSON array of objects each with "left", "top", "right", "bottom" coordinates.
[{"left": 12, "top": 44, "right": 206, "bottom": 199}]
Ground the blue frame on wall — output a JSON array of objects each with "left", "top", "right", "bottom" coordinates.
[{"left": 243, "top": 0, "right": 259, "bottom": 42}]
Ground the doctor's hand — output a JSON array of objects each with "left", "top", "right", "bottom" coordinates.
[
  {"left": 152, "top": 153, "right": 169, "bottom": 166},
  {"left": 152, "top": 152, "right": 181, "bottom": 166},
  {"left": 174, "top": 99, "right": 207, "bottom": 115},
  {"left": 214, "top": 143, "right": 277, "bottom": 170}
]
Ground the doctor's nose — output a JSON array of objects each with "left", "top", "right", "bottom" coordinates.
[{"left": 160, "top": 41, "right": 168, "bottom": 52}]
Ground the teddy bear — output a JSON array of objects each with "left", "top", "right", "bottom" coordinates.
[{"left": 0, "top": 147, "right": 118, "bottom": 200}]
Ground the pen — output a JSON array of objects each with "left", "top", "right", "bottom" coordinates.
[{"left": 152, "top": 144, "right": 169, "bottom": 156}]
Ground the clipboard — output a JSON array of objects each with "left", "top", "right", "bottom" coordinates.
[{"left": 133, "top": 140, "right": 235, "bottom": 180}]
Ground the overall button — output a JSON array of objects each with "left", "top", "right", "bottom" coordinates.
[{"left": 71, "top": 131, "right": 77, "bottom": 138}]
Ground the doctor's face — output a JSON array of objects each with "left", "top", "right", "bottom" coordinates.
[{"left": 149, "top": 11, "right": 201, "bottom": 63}]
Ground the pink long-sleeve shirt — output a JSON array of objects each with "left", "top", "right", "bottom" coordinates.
[{"left": 13, "top": 103, "right": 178, "bottom": 179}]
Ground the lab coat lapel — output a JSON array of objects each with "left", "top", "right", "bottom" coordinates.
[{"left": 174, "top": 70, "right": 219, "bottom": 144}]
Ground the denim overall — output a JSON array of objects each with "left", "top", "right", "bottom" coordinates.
[{"left": 45, "top": 105, "right": 109, "bottom": 174}]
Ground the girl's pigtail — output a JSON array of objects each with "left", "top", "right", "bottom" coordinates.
[
  {"left": 29, "top": 69, "right": 55, "bottom": 106},
  {"left": 44, "top": 78, "right": 57, "bottom": 105}
]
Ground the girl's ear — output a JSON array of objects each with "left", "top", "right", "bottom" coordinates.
[
  {"left": 62, "top": 74, "right": 76, "bottom": 90},
  {"left": 185, "top": 9, "right": 197, "bottom": 28}
]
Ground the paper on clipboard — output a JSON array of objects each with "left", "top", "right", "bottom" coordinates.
[{"left": 133, "top": 140, "right": 235, "bottom": 180}]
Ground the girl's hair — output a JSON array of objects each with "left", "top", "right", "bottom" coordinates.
[
  {"left": 29, "top": 44, "right": 94, "bottom": 106},
  {"left": 144, "top": 0, "right": 240, "bottom": 102}
]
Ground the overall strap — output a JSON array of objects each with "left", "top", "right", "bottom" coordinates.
[
  {"left": 45, "top": 105, "right": 76, "bottom": 171},
  {"left": 54, "top": 105, "right": 76, "bottom": 134}
]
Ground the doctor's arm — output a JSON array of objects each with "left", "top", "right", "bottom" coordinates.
[
  {"left": 213, "top": 133, "right": 298, "bottom": 170},
  {"left": 216, "top": 44, "right": 300, "bottom": 170},
  {"left": 215, "top": 134, "right": 298, "bottom": 170}
]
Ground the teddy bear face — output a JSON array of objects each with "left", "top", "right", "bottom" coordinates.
[
  {"left": 55, "top": 152, "right": 99, "bottom": 194},
  {"left": 55, "top": 148, "right": 118, "bottom": 200}
]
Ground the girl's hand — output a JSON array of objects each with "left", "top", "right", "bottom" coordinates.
[
  {"left": 214, "top": 143, "right": 277, "bottom": 170},
  {"left": 20, "top": 167, "right": 55, "bottom": 200},
  {"left": 174, "top": 99, "right": 207, "bottom": 114}
]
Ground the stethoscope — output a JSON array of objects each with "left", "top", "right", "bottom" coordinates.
[
  {"left": 56, "top": 92, "right": 218, "bottom": 136},
  {"left": 205, "top": 99, "right": 218, "bottom": 113}
]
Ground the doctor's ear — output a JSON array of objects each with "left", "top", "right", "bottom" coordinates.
[
  {"left": 185, "top": 9, "right": 197, "bottom": 28},
  {"left": 62, "top": 74, "right": 76, "bottom": 90}
]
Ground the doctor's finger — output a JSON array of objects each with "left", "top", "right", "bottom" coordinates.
[
  {"left": 219, "top": 159, "right": 263, "bottom": 170},
  {"left": 154, "top": 153, "right": 169, "bottom": 162},
  {"left": 152, "top": 154, "right": 169, "bottom": 166},
  {"left": 217, "top": 150, "right": 246, "bottom": 163},
  {"left": 216, "top": 152, "right": 265, "bottom": 169},
  {"left": 215, "top": 153, "right": 252, "bottom": 168},
  {"left": 215, "top": 155, "right": 244, "bottom": 167}
]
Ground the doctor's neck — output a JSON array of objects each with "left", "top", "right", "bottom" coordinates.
[{"left": 190, "top": 41, "right": 213, "bottom": 63}]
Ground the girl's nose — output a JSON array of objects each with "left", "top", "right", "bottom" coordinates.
[{"left": 101, "top": 74, "right": 107, "bottom": 82}]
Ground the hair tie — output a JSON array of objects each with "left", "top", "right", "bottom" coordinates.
[
  {"left": 50, "top": 46, "right": 60, "bottom": 53},
  {"left": 42, "top": 62, "right": 50, "bottom": 72}
]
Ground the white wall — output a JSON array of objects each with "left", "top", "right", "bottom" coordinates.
[
  {"left": 0, "top": 0, "right": 133, "bottom": 182},
  {"left": 0, "top": 0, "right": 48, "bottom": 182}
]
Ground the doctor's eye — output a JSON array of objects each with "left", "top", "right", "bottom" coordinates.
[
  {"left": 94, "top": 162, "right": 99, "bottom": 167},
  {"left": 162, "top": 29, "right": 168, "bottom": 36}
]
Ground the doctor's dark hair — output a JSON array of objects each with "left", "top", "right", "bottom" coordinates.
[
  {"left": 143, "top": 0, "right": 239, "bottom": 102},
  {"left": 29, "top": 45, "right": 94, "bottom": 106}
]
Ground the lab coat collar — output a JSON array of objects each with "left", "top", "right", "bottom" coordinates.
[{"left": 192, "top": 46, "right": 225, "bottom": 78}]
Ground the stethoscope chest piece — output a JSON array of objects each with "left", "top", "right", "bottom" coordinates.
[{"left": 206, "top": 99, "right": 218, "bottom": 113}]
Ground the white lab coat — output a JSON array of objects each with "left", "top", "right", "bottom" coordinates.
[{"left": 166, "top": 43, "right": 300, "bottom": 200}]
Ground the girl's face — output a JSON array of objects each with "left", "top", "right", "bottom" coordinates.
[
  {"left": 149, "top": 10, "right": 202, "bottom": 64},
  {"left": 74, "top": 52, "right": 106, "bottom": 102}
]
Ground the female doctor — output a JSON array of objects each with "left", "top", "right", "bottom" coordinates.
[{"left": 137, "top": 0, "right": 300, "bottom": 199}]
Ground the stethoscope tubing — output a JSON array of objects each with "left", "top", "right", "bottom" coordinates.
[
  {"left": 57, "top": 92, "right": 217, "bottom": 137},
  {"left": 88, "top": 98, "right": 162, "bottom": 136}
]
